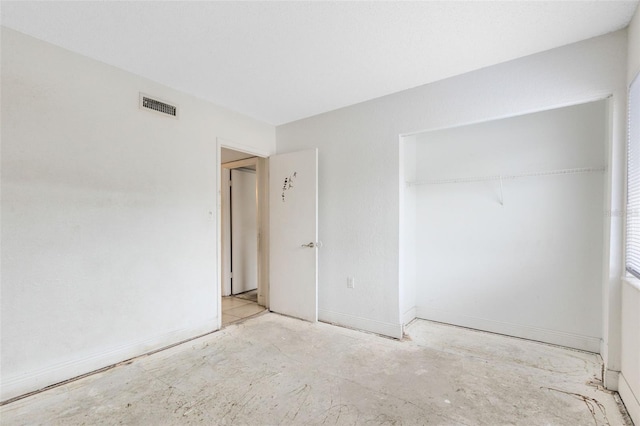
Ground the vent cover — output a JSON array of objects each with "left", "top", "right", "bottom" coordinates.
[{"left": 139, "top": 93, "right": 178, "bottom": 118}]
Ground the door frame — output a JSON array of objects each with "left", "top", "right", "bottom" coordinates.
[{"left": 217, "top": 138, "right": 270, "bottom": 330}]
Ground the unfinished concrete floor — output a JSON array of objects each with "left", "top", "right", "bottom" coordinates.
[{"left": 1, "top": 313, "right": 632, "bottom": 425}]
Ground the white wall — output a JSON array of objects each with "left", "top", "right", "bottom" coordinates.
[
  {"left": 276, "top": 30, "right": 627, "bottom": 350},
  {"left": 399, "top": 135, "right": 417, "bottom": 326},
  {"left": 410, "top": 101, "right": 606, "bottom": 352},
  {"left": 0, "top": 27, "right": 275, "bottom": 401},
  {"left": 620, "top": 283, "right": 640, "bottom": 423},
  {"left": 629, "top": 4, "right": 640, "bottom": 84},
  {"left": 620, "top": 5, "right": 640, "bottom": 424}
]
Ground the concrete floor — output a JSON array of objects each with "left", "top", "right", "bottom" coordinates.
[{"left": 1, "top": 313, "right": 632, "bottom": 425}]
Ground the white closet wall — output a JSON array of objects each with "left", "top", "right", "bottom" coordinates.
[{"left": 409, "top": 100, "right": 607, "bottom": 351}]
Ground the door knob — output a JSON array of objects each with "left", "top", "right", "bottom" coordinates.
[{"left": 301, "top": 241, "right": 323, "bottom": 248}]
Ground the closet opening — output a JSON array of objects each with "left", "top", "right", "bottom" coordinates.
[{"left": 399, "top": 99, "right": 610, "bottom": 352}]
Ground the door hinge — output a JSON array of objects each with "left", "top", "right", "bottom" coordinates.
[{"left": 229, "top": 272, "right": 233, "bottom": 278}]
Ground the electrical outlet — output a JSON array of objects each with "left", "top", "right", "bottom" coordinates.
[{"left": 347, "top": 277, "right": 355, "bottom": 289}]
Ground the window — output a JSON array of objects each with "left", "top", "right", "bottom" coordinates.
[{"left": 626, "top": 73, "right": 640, "bottom": 278}]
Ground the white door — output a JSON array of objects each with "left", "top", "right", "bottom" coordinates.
[
  {"left": 231, "top": 168, "right": 258, "bottom": 295},
  {"left": 269, "top": 149, "right": 318, "bottom": 322}
]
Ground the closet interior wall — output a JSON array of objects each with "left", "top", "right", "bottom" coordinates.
[{"left": 406, "top": 100, "right": 608, "bottom": 352}]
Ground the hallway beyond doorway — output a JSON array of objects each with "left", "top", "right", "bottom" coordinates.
[{"left": 221, "top": 290, "right": 264, "bottom": 325}]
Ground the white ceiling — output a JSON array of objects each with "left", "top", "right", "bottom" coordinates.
[{"left": 1, "top": 1, "right": 638, "bottom": 125}]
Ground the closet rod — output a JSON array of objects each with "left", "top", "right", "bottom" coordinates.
[{"left": 406, "top": 166, "right": 606, "bottom": 187}]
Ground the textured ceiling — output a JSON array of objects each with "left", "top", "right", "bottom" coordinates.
[{"left": 1, "top": 1, "right": 638, "bottom": 125}]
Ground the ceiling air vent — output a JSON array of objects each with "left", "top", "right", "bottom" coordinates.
[{"left": 139, "top": 93, "right": 178, "bottom": 118}]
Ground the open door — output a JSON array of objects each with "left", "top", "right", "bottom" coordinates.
[
  {"left": 269, "top": 148, "right": 318, "bottom": 322},
  {"left": 230, "top": 168, "right": 258, "bottom": 295}
]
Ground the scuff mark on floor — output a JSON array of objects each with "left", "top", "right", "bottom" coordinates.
[{"left": 542, "top": 386, "right": 610, "bottom": 426}]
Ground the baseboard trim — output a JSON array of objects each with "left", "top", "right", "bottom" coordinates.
[
  {"left": 319, "top": 309, "right": 402, "bottom": 339},
  {"left": 1, "top": 318, "right": 219, "bottom": 402},
  {"left": 415, "top": 307, "right": 601, "bottom": 352},
  {"left": 402, "top": 306, "right": 416, "bottom": 327},
  {"left": 604, "top": 369, "right": 620, "bottom": 391},
  {"left": 619, "top": 373, "right": 640, "bottom": 425}
]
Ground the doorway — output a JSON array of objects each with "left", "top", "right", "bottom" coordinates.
[
  {"left": 220, "top": 147, "right": 268, "bottom": 326},
  {"left": 217, "top": 144, "right": 319, "bottom": 327}
]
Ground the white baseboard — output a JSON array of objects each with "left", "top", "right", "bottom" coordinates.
[
  {"left": 415, "top": 307, "right": 601, "bottom": 352},
  {"left": 604, "top": 369, "right": 620, "bottom": 391},
  {"left": 1, "top": 318, "right": 219, "bottom": 402},
  {"left": 402, "top": 306, "right": 416, "bottom": 327},
  {"left": 619, "top": 373, "right": 640, "bottom": 425},
  {"left": 319, "top": 309, "right": 403, "bottom": 339}
]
